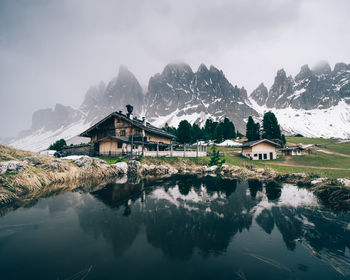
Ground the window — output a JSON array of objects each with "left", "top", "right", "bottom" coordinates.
[
  {"left": 117, "top": 142, "right": 122, "bottom": 148},
  {"left": 263, "top": 154, "right": 267, "bottom": 160},
  {"left": 135, "top": 129, "right": 141, "bottom": 136},
  {"left": 117, "top": 118, "right": 121, "bottom": 123},
  {"left": 120, "top": 130, "right": 126, "bottom": 136},
  {"left": 254, "top": 154, "right": 257, "bottom": 157}
]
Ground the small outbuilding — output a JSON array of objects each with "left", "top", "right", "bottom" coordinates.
[
  {"left": 279, "top": 146, "right": 304, "bottom": 156},
  {"left": 241, "top": 139, "right": 279, "bottom": 160}
]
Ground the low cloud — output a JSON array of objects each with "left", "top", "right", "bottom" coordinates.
[{"left": 0, "top": 0, "right": 349, "bottom": 136}]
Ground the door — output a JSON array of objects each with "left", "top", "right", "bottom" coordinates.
[
  {"left": 270, "top": 152, "right": 273, "bottom": 160},
  {"left": 259, "top": 154, "right": 262, "bottom": 160}
]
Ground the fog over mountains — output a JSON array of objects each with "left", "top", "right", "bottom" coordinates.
[{"left": 7, "top": 62, "right": 350, "bottom": 151}]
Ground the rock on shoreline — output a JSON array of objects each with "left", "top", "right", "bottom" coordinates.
[{"left": 1, "top": 151, "right": 349, "bottom": 210}]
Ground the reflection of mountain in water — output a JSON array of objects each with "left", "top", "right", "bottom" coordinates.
[{"left": 76, "top": 176, "right": 350, "bottom": 271}]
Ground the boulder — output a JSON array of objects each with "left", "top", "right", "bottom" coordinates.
[
  {"left": 128, "top": 160, "right": 141, "bottom": 176},
  {"left": 0, "top": 161, "right": 26, "bottom": 174},
  {"left": 73, "top": 156, "right": 93, "bottom": 168},
  {"left": 156, "top": 165, "right": 168, "bottom": 175},
  {"left": 337, "top": 178, "right": 350, "bottom": 187},
  {"left": 255, "top": 168, "right": 265, "bottom": 174},
  {"left": 93, "top": 158, "right": 111, "bottom": 168},
  {"left": 112, "top": 162, "right": 128, "bottom": 174},
  {"left": 221, "top": 164, "right": 229, "bottom": 170},
  {"left": 42, "top": 163, "right": 59, "bottom": 171},
  {"left": 205, "top": 165, "right": 217, "bottom": 173},
  {"left": 115, "top": 174, "right": 128, "bottom": 184},
  {"left": 168, "top": 168, "right": 178, "bottom": 175},
  {"left": 23, "top": 156, "right": 41, "bottom": 166},
  {"left": 290, "top": 173, "right": 307, "bottom": 178},
  {"left": 311, "top": 178, "right": 327, "bottom": 185}
]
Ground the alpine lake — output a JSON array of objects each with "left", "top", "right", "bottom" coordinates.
[{"left": 0, "top": 175, "right": 349, "bottom": 280}]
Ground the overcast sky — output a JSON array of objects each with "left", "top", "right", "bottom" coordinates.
[{"left": 1, "top": 0, "right": 350, "bottom": 137}]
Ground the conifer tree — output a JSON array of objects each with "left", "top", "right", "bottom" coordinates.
[
  {"left": 262, "top": 112, "right": 282, "bottom": 140},
  {"left": 254, "top": 122, "right": 261, "bottom": 141},
  {"left": 177, "top": 120, "right": 192, "bottom": 143},
  {"left": 246, "top": 116, "right": 256, "bottom": 141},
  {"left": 49, "top": 139, "right": 67, "bottom": 151}
]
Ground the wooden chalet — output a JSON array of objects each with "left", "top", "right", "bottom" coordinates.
[
  {"left": 241, "top": 139, "right": 279, "bottom": 160},
  {"left": 279, "top": 146, "right": 305, "bottom": 156},
  {"left": 79, "top": 105, "right": 176, "bottom": 156}
]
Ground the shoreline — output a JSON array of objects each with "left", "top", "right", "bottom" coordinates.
[{"left": 1, "top": 144, "right": 349, "bottom": 210}]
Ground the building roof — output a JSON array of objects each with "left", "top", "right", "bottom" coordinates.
[
  {"left": 79, "top": 111, "right": 175, "bottom": 139},
  {"left": 241, "top": 139, "right": 279, "bottom": 148},
  {"left": 279, "top": 146, "right": 304, "bottom": 151}
]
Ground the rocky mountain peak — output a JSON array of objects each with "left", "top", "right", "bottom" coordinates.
[
  {"left": 162, "top": 63, "right": 193, "bottom": 77},
  {"left": 312, "top": 61, "right": 331, "bottom": 76},
  {"left": 145, "top": 63, "right": 258, "bottom": 132},
  {"left": 333, "top": 62, "right": 349, "bottom": 74},
  {"left": 115, "top": 65, "right": 141, "bottom": 87},
  {"left": 31, "top": 104, "right": 82, "bottom": 131},
  {"left": 251, "top": 61, "right": 350, "bottom": 110},
  {"left": 295, "top": 64, "right": 312, "bottom": 82},
  {"left": 198, "top": 63, "right": 209, "bottom": 73},
  {"left": 250, "top": 83, "right": 268, "bottom": 106},
  {"left": 209, "top": 65, "right": 220, "bottom": 73},
  {"left": 264, "top": 69, "right": 294, "bottom": 108},
  {"left": 276, "top": 69, "right": 287, "bottom": 78}
]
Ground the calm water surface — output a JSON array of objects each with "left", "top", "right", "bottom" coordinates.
[{"left": 0, "top": 175, "right": 349, "bottom": 280}]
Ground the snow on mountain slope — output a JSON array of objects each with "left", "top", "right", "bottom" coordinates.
[
  {"left": 249, "top": 98, "right": 350, "bottom": 138},
  {"left": 10, "top": 119, "right": 93, "bottom": 152},
  {"left": 149, "top": 107, "right": 215, "bottom": 128}
]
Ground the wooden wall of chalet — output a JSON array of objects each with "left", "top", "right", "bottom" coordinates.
[
  {"left": 89, "top": 116, "right": 172, "bottom": 145},
  {"left": 145, "top": 132, "right": 172, "bottom": 144}
]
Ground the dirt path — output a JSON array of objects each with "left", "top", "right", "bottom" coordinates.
[
  {"left": 316, "top": 149, "right": 350, "bottom": 158},
  {"left": 263, "top": 162, "right": 350, "bottom": 170}
]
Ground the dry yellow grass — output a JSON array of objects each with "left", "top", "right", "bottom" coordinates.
[{"left": 0, "top": 145, "right": 120, "bottom": 206}]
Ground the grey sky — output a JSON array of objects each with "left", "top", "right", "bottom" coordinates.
[{"left": 1, "top": 0, "right": 350, "bottom": 137}]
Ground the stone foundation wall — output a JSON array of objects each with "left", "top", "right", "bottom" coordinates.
[{"left": 62, "top": 144, "right": 94, "bottom": 156}]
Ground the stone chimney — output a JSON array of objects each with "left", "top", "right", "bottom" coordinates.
[
  {"left": 142, "top": 117, "right": 146, "bottom": 126},
  {"left": 126, "top": 104, "right": 133, "bottom": 119}
]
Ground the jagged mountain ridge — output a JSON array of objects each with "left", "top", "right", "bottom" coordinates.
[
  {"left": 8, "top": 61, "right": 350, "bottom": 151},
  {"left": 249, "top": 61, "right": 350, "bottom": 139},
  {"left": 251, "top": 61, "right": 350, "bottom": 110},
  {"left": 12, "top": 63, "right": 258, "bottom": 151},
  {"left": 145, "top": 63, "right": 258, "bottom": 131}
]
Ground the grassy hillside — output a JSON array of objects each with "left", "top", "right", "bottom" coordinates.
[
  {"left": 285, "top": 136, "right": 338, "bottom": 145},
  {"left": 321, "top": 142, "right": 350, "bottom": 156},
  {"left": 208, "top": 141, "right": 350, "bottom": 178}
]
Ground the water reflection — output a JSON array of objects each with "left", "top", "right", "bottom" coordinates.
[
  {"left": 76, "top": 175, "right": 349, "bottom": 268},
  {"left": 1, "top": 175, "right": 350, "bottom": 279}
]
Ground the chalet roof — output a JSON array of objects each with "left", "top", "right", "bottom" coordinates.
[
  {"left": 279, "top": 146, "right": 304, "bottom": 151},
  {"left": 241, "top": 139, "right": 279, "bottom": 148},
  {"left": 79, "top": 111, "right": 175, "bottom": 139}
]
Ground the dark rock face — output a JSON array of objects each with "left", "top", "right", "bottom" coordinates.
[
  {"left": 250, "top": 83, "right": 268, "bottom": 106},
  {"left": 251, "top": 62, "right": 350, "bottom": 109},
  {"left": 31, "top": 104, "right": 83, "bottom": 131},
  {"left": 80, "top": 65, "right": 144, "bottom": 123},
  {"left": 20, "top": 66, "right": 145, "bottom": 139},
  {"left": 145, "top": 63, "right": 258, "bottom": 132}
]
